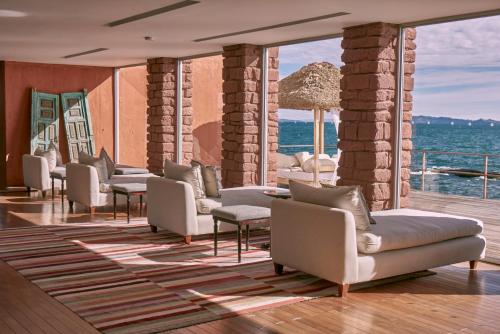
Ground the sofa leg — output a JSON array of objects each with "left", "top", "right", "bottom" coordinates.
[
  {"left": 27, "top": 187, "right": 31, "bottom": 196},
  {"left": 69, "top": 201, "right": 74, "bottom": 212},
  {"left": 338, "top": 284, "right": 349, "bottom": 297},
  {"left": 89, "top": 207, "right": 96, "bottom": 215},
  {"left": 184, "top": 235, "right": 192, "bottom": 245},
  {"left": 150, "top": 225, "right": 158, "bottom": 233},
  {"left": 274, "top": 263, "right": 284, "bottom": 275},
  {"left": 469, "top": 260, "right": 478, "bottom": 270},
  {"left": 41, "top": 190, "right": 48, "bottom": 199}
]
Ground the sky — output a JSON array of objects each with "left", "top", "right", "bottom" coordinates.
[{"left": 278, "top": 15, "right": 500, "bottom": 121}]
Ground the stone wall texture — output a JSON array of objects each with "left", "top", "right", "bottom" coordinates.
[
  {"left": 146, "top": 58, "right": 193, "bottom": 172},
  {"left": 221, "top": 44, "right": 279, "bottom": 187},
  {"left": 337, "top": 23, "right": 416, "bottom": 210}
]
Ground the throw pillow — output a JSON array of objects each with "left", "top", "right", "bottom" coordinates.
[
  {"left": 277, "top": 153, "right": 300, "bottom": 169},
  {"left": 294, "top": 151, "right": 311, "bottom": 166},
  {"left": 302, "top": 157, "right": 337, "bottom": 173},
  {"left": 34, "top": 146, "right": 57, "bottom": 172},
  {"left": 78, "top": 151, "right": 109, "bottom": 183},
  {"left": 99, "top": 148, "right": 115, "bottom": 178},
  {"left": 322, "top": 183, "right": 376, "bottom": 225},
  {"left": 289, "top": 180, "right": 371, "bottom": 231},
  {"left": 48, "top": 141, "right": 63, "bottom": 166},
  {"left": 164, "top": 159, "right": 206, "bottom": 199},
  {"left": 191, "top": 160, "right": 222, "bottom": 197}
]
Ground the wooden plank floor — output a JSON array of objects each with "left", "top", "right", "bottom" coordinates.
[
  {"left": 0, "top": 191, "right": 500, "bottom": 333},
  {"left": 410, "top": 190, "right": 500, "bottom": 264}
]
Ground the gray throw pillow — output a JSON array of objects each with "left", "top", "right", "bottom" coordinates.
[
  {"left": 322, "top": 183, "right": 376, "bottom": 225},
  {"left": 191, "top": 160, "right": 222, "bottom": 198},
  {"left": 78, "top": 151, "right": 109, "bottom": 183},
  {"left": 99, "top": 148, "right": 115, "bottom": 178},
  {"left": 289, "top": 180, "right": 371, "bottom": 231},
  {"left": 34, "top": 146, "right": 57, "bottom": 172},
  {"left": 164, "top": 159, "right": 206, "bottom": 199},
  {"left": 48, "top": 141, "right": 63, "bottom": 166}
]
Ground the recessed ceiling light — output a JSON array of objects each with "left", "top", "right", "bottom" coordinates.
[
  {"left": 144, "top": 36, "right": 154, "bottom": 41},
  {"left": 0, "top": 9, "right": 27, "bottom": 17}
]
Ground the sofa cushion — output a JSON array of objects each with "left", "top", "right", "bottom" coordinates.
[
  {"left": 164, "top": 160, "right": 205, "bottom": 199},
  {"left": 302, "top": 157, "right": 337, "bottom": 173},
  {"left": 191, "top": 160, "right": 222, "bottom": 198},
  {"left": 34, "top": 147, "right": 57, "bottom": 172},
  {"left": 114, "top": 166, "right": 150, "bottom": 175},
  {"left": 212, "top": 205, "right": 271, "bottom": 221},
  {"left": 356, "top": 209, "right": 483, "bottom": 254},
  {"left": 99, "top": 174, "right": 154, "bottom": 193},
  {"left": 290, "top": 180, "right": 371, "bottom": 231},
  {"left": 99, "top": 148, "right": 115, "bottom": 179},
  {"left": 79, "top": 151, "right": 109, "bottom": 183},
  {"left": 322, "top": 183, "right": 375, "bottom": 225},
  {"left": 196, "top": 197, "right": 222, "bottom": 215},
  {"left": 277, "top": 153, "right": 300, "bottom": 169}
]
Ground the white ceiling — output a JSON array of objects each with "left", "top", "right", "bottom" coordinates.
[{"left": 0, "top": 0, "right": 499, "bottom": 67}]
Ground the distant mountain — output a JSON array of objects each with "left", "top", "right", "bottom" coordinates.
[{"left": 412, "top": 116, "right": 500, "bottom": 126}]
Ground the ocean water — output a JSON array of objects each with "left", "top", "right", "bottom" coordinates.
[{"left": 278, "top": 121, "right": 500, "bottom": 199}]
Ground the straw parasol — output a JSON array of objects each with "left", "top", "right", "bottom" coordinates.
[{"left": 278, "top": 61, "right": 342, "bottom": 185}]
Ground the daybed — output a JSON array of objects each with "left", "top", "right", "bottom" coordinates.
[
  {"left": 272, "top": 201, "right": 486, "bottom": 297},
  {"left": 277, "top": 152, "right": 338, "bottom": 186}
]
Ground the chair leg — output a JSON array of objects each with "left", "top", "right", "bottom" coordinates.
[
  {"left": 89, "top": 207, "right": 96, "bottom": 215},
  {"left": 213, "top": 218, "right": 219, "bottom": 256},
  {"left": 41, "top": 190, "right": 47, "bottom": 199},
  {"left": 26, "top": 187, "right": 31, "bottom": 196},
  {"left": 69, "top": 201, "right": 74, "bottom": 212},
  {"left": 469, "top": 260, "right": 478, "bottom": 270},
  {"left": 338, "top": 284, "right": 349, "bottom": 297},
  {"left": 184, "top": 235, "right": 192, "bottom": 245},
  {"left": 51, "top": 177, "right": 55, "bottom": 200},
  {"left": 150, "top": 225, "right": 158, "bottom": 233},
  {"left": 274, "top": 263, "right": 284, "bottom": 275}
]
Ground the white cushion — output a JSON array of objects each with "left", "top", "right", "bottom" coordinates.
[
  {"left": 34, "top": 147, "right": 57, "bottom": 172},
  {"left": 294, "top": 151, "right": 311, "bottom": 166},
  {"left": 277, "top": 153, "right": 300, "bottom": 169},
  {"left": 164, "top": 160, "right": 205, "bottom": 199},
  {"left": 289, "top": 180, "right": 371, "bottom": 231},
  {"left": 302, "top": 157, "right": 337, "bottom": 172},
  {"left": 195, "top": 197, "right": 222, "bottom": 215},
  {"left": 357, "top": 209, "right": 484, "bottom": 254},
  {"left": 99, "top": 174, "right": 154, "bottom": 193}
]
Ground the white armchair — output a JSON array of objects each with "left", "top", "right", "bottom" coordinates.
[
  {"left": 23, "top": 154, "right": 64, "bottom": 198},
  {"left": 147, "top": 177, "right": 278, "bottom": 244}
]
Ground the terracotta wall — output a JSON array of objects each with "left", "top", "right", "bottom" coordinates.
[
  {"left": 3, "top": 61, "right": 114, "bottom": 186},
  {"left": 119, "top": 66, "right": 147, "bottom": 167},
  {"left": 192, "top": 55, "right": 223, "bottom": 165},
  {"left": 0, "top": 62, "right": 5, "bottom": 189}
]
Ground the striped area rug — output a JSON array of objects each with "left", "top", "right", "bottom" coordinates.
[{"left": 0, "top": 222, "right": 337, "bottom": 333}]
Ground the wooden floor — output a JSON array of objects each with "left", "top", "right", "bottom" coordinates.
[
  {"left": 410, "top": 190, "right": 500, "bottom": 264},
  {"left": 1, "top": 191, "right": 500, "bottom": 333}
]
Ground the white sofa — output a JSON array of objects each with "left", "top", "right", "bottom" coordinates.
[
  {"left": 22, "top": 154, "right": 64, "bottom": 198},
  {"left": 271, "top": 200, "right": 486, "bottom": 297},
  {"left": 147, "top": 177, "right": 279, "bottom": 244},
  {"left": 66, "top": 163, "right": 155, "bottom": 213}
]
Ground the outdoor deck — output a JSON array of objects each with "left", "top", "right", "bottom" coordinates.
[{"left": 410, "top": 190, "right": 500, "bottom": 264}]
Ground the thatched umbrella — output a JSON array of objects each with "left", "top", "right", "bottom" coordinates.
[{"left": 278, "top": 61, "right": 341, "bottom": 185}]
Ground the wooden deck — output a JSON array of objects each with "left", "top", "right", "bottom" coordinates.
[{"left": 410, "top": 190, "right": 500, "bottom": 264}]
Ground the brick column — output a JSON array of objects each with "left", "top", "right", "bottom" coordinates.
[
  {"left": 337, "top": 23, "right": 416, "bottom": 210},
  {"left": 147, "top": 58, "right": 193, "bottom": 172},
  {"left": 221, "top": 44, "right": 279, "bottom": 187},
  {"left": 267, "top": 47, "right": 280, "bottom": 186}
]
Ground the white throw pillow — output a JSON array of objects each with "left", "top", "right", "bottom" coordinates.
[
  {"left": 277, "top": 153, "right": 300, "bottom": 169},
  {"left": 48, "top": 141, "right": 63, "bottom": 166},
  {"left": 78, "top": 151, "right": 109, "bottom": 182},
  {"left": 302, "top": 157, "right": 337, "bottom": 173},
  {"left": 99, "top": 148, "right": 115, "bottom": 179},
  {"left": 294, "top": 152, "right": 311, "bottom": 166},
  {"left": 289, "top": 180, "right": 371, "bottom": 231},
  {"left": 191, "top": 160, "right": 222, "bottom": 198},
  {"left": 34, "top": 147, "right": 57, "bottom": 172},
  {"left": 165, "top": 160, "right": 206, "bottom": 199}
]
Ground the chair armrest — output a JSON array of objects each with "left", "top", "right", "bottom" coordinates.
[
  {"left": 66, "top": 163, "right": 100, "bottom": 207},
  {"left": 147, "top": 177, "right": 198, "bottom": 236},
  {"left": 23, "top": 154, "right": 50, "bottom": 190},
  {"left": 220, "top": 186, "right": 284, "bottom": 208},
  {"left": 271, "top": 199, "right": 359, "bottom": 285}
]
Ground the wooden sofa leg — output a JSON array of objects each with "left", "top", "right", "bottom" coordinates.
[
  {"left": 150, "top": 225, "right": 158, "bottom": 233},
  {"left": 68, "top": 201, "right": 74, "bottom": 212},
  {"left": 184, "top": 235, "right": 192, "bottom": 245},
  {"left": 469, "top": 260, "right": 478, "bottom": 270},
  {"left": 26, "top": 187, "right": 31, "bottom": 196},
  {"left": 89, "top": 207, "right": 96, "bottom": 215},
  {"left": 338, "top": 284, "right": 349, "bottom": 297},
  {"left": 274, "top": 263, "right": 284, "bottom": 275},
  {"left": 41, "top": 190, "right": 48, "bottom": 199}
]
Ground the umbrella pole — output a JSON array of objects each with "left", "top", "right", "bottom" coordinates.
[
  {"left": 313, "top": 107, "right": 320, "bottom": 187},
  {"left": 319, "top": 109, "right": 325, "bottom": 154}
]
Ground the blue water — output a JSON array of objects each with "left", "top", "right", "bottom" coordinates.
[{"left": 278, "top": 121, "right": 500, "bottom": 199}]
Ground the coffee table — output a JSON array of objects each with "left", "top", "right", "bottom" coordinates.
[
  {"left": 111, "top": 183, "right": 147, "bottom": 223},
  {"left": 212, "top": 205, "right": 271, "bottom": 263}
]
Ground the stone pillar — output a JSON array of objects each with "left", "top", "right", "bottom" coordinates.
[
  {"left": 267, "top": 47, "right": 280, "bottom": 186},
  {"left": 147, "top": 58, "right": 193, "bottom": 172},
  {"left": 221, "top": 44, "right": 279, "bottom": 187},
  {"left": 337, "top": 23, "right": 416, "bottom": 211}
]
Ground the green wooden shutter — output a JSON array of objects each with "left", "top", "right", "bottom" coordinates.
[
  {"left": 61, "top": 90, "right": 95, "bottom": 161},
  {"left": 30, "top": 89, "right": 59, "bottom": 154}
]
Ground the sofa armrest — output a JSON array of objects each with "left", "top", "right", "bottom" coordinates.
[
  {"left": 220, "top": 186, "right": 285, "bottom": 208},
  {"left": 271, "top": 199, "right": 359, "bottom": 285},
  {"left": 23, "top": 154, "right": 50, "bottom": 191},
  {"left": 147, "top": 177, "right": 198, "bottom": 236},
  {"left": 66, "top": 163, "right": 100, "bottom": 207}
]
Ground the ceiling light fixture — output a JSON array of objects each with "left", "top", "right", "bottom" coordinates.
[
  {"left": 194, "top": 11, "right": 350, "bottom": 42},
  {"left": 107, "top": 0, "right": 199, "bottom": 27},
  {"left": 63, "top": 48, "right": 108, "bottom": 59}
]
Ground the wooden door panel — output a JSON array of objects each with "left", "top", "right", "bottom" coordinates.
[
  {"left": 31, "top": 90, "right": 59, "bottom": 154},
  {"left": 61, "top": 90, "right": 95, "bottom": 161}
]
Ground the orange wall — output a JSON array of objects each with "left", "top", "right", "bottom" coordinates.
[
  {"left": 3, "top": 61, "right": 114, "bottom": 186},
  {"left": 119, "top": 66, "right": 147, "bottom": 168},
  {"left": 192, "top": 56, "right": 223, "bottom": 165}
]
